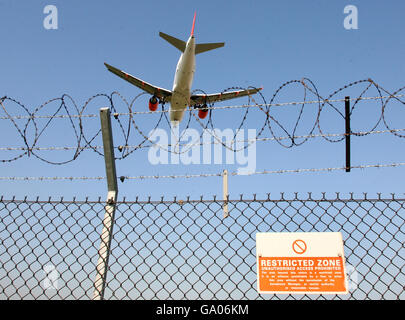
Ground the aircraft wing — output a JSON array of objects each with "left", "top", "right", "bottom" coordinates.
[
  {"left": 104, "top": 63, "right": 172, "bottom": 101},
  {"left": 190, "top": 88, "right": 262, "bottom": 106}
]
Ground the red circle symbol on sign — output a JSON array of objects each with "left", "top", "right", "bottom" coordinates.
[{"left": 292, "top": 239, "right": 307, "bottom": 254}]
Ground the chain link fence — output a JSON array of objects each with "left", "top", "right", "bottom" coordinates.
[{"left": 0, "top": 194, "right": 404, "bottom": 300}]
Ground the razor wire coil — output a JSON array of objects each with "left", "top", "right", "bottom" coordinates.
[{"left": 1, "top": 78, "right": 404, "bottom": 165}]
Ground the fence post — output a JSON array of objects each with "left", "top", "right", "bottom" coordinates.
[
  {"left": 345, "top": 96, "right": 351, "bottom": 172},
  {"left": 223, "top": 169, "right": 229, "bottom": 218},
  {"left": 93, "top": 107, "right": 118, "bottom": 300}
]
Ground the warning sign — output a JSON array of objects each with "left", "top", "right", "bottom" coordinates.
[
  {"left": 292, "top": 239, "right": 307, "bottom": 254},
  {"left": 257, "top": 232, "right": 348, "bottom": 295}
]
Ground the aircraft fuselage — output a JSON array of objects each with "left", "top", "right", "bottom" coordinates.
[{"left": 170, "top": 36, "right": 195, "bottom": 126}]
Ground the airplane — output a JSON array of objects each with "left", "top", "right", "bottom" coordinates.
[{"left": 104, "top": 12, "right": 262, "bottom": 127}]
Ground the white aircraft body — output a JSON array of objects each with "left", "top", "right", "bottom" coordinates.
[{"left": 105, "top": 13, "right": 261, "bottom": 127}]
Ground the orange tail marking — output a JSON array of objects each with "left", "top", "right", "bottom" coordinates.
[{"left": 190, "top": 11, "right": 196, "bottom": 36}]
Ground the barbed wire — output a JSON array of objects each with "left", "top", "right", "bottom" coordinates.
[
  {"left": 1, "top": 78, "right": 404, "bottom": 164},
  {"left": 1, "top": 192, "right": 403, "bottom": 202},
  {"left": 1, "top": 127, "right": 405, "bottom": 152},
  {"left": 1, "top": 161, "right": 404, "bottom": 181},
  {"left": 2, "top": 94, "right": 405, "bottom": 120}
]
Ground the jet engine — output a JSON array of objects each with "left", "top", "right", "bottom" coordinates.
[
  {"left": 149, "top": 96, "right": 159, "bottom": 111},
  {"left": 198, "top": 104, "right": 208, "bottom": 119}
]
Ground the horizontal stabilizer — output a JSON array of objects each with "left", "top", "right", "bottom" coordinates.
[
  {"left": 159, "top": 32, "right": 186, "bottom": 52},
  {"left": 195, "top": 42, "right": 225, "bottom": 54}
]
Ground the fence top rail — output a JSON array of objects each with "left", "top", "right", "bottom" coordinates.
[{"left": 0, "top": 193, "right": 404, "bottom": 204}]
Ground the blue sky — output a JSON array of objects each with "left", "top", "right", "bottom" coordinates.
[{"left": 0, "top": 0, "right": 404, "bottom": 200}]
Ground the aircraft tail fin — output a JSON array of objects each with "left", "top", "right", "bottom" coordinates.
[
  {"left": 159, "top": 32, "right": 186, "bottom": 52},
  {"left": 195, "top": 42, "right": 225, "bottom": 54},
  {"left": 190, "top": 11, "right": 196, "bottom": 37}
]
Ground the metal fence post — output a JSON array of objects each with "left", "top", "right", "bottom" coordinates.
[
  {"left": 223, "top": 169, "right": 229, "bottom": 218},
  {"left": 345, "top": 96, "right": 351, "bottom": 172},
  {"left": 93, "top": 107, "right": 118, "bottom": 300}
]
